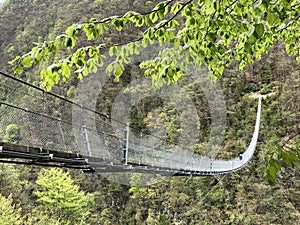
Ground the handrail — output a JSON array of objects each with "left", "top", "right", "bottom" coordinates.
[{"left": 188, "top": 96, "right": 262, "bottom": 175}]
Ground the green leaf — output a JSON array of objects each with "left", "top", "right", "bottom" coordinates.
[
  {"left": 65, "top": 37, "right": 73, "bottom": 48},
  {"left": 282, "top": 0, "right": 291, "bottom": 10},
  {"left": 171, "top": 2, "right": 182, "bottom": 14},
  {"left": 61, "top": 63, "right": 71, "bottom": 82},
  {"left": 113, "top": 18, "right": 124, "bottom": 31},
  {"left": 294, "top": 141, "right": 300, "bottom": 150},
  {"left": 89, "top": 17, "right": 97, "bottom": 23},
  {"left": 8, "top": 55, "right": 21, "bottom": 65},
  {"left": 265, "top": 158, "right": 281, "bottom": 185},
  {"left": 188, "top": 17, "right": 196, "bottom": 26},
  {"left": 136, "top": 17, "right": 144, "bottom": 27},
  {"left": 88, "top": 47, "right": 94, "bottom": 57},
  {"left": 247, "top": 25, "right": 255, "bottom": 37},
  {"left": 109, "top": 46, "right": 118, "bottom": 56},
  {"left": 205, "top": 0, "right": 211, "bottom": 7},
  {"left": 106, "top": 63, "right": 113, "bottom": 75},
  {"left": 113, "top": 62, "right": 124, "bottom": 77},
  {"left": 248, "top": 35, "right": 257, "bottom": 45},
  {"left": 31, "top": 46, "right": 39, "bottom": 57},
  {"left": 282, "top": 152, "right": 299, "bottom": 167},
  {"left": 145, "top": 15, "right": 152, "bottom": 26},
  {"left": 266, "top": 12, "right": 277, "bottom": 26},
  {"left": 13, "top": 65, "right": 23, "bottom": 75},
  {"left": 96, "top": 23, "right": 104, "bottom": 36},
  {"left": 262, "top": 0, "right": 270, "bottom": 7},
  {"left": 158, "top": 10, "right": 164, "bottom": 20},
  {"left": 254, "top": 23, "right": 265, "bottom": 39},
  {"left": 76, "top": 59, "right": 84, "bottom": 67},
  {"left": 66, "top": 25, "right": 75, "bottom": 37},
  {"left": 154, "top": 1, "right": 166, "bottom": 10},
  {"left": 21, "top": 55, "right": 32, "bottom": 68},
  {"left": 149, "top": 12, "right": 159, "bottom": 23}
]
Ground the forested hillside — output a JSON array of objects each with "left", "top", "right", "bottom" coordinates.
[{"left": 0, "top": 0, "right": 299, "bottom": 224}]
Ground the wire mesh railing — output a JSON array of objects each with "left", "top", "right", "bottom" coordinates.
[{"left": 0, "top": 71, "right": 262, "bottom": 175}]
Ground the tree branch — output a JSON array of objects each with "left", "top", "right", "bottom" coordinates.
[
  {"left": 277, "top": 15, "right": 300, "bottom": 33},
  {"left": 93, "top": 0, "right": 177, "bottom": 25},
  {"left": 96, "top": 0, "right": 194, "bottom": 48}
]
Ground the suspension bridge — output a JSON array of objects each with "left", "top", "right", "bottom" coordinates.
[{"left": 0, "top": 71, "right": 262, "bottom": 176}]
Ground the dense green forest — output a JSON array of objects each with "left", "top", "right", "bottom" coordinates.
[{"left": 0, "top": 0, "right": 299, "bottom": 224}]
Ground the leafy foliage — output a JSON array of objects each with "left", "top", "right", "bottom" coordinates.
[
  {"left": 0, "top": 1, "right": 299, "bottom": 224},
  {"left": 265, "top": 140, "right": 300, "bottom": 185},
  {"left": 0, "top": 194, "right": 22, "bottom": 225},
  {"left": 34, "top": 168, "right": 94, "bottom": 223},
  {"left": 10, "top": 0, "right": 300, "bottom": 91},
  {"left": 3, "top": 124, "right": 21, "bottom": 144}
]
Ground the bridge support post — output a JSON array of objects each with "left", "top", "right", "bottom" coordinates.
[
  {"left": 25, "top": 109, "right": 35, "bottom": 147},
  {"left": 123, "top": 123, "right": 129, "bottom": 165},
  {"left": 82, "top": 125, "right": 92, "bottom": 157},
  {"left": 103, "top": 115, "right": 109, "bottom": 143},
  {"left": 58, "top": 119, "right": 66, "bottom": 150}
]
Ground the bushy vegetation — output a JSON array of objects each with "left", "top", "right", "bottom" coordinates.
[{"left": 0, "top": 1, "right": 299, "bottom": 224}]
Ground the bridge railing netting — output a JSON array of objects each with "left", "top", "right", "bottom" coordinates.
[
  {"left": 0, "top": 72, "right": 262, "bottom": 174},
  {"left": 0, "top": 73, "right": 195, "bottom": 169}
]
